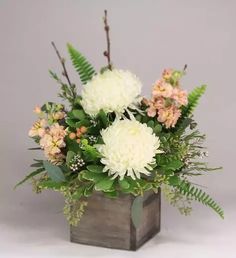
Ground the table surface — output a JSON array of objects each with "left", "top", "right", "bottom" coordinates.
[{"left": 0, "top": 196, "right": 235, "bottom": 258}]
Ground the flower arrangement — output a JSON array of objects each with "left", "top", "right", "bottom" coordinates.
[{"left": 16, "top": 11, "right": 223, "bottom": 227}]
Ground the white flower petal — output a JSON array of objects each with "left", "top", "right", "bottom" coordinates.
[
  {"left": 81, "top": 69, "right": 142, "bottom": 116},
  {"left": 96, "top": 119, "right": 162, "bottom": 179}
]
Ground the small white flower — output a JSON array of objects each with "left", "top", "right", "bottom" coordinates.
[
  {"left": 81, "top": 69, "right": 142, "bottom": 116},
  {"left": 96, "top": 119, "right": 162, "bottom": 180}
]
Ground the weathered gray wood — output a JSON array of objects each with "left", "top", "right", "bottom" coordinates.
[{"left": 70, "top": 190, "right": 161, "bottom": 250}]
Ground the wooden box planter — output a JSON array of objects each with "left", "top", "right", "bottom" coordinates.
[{"left": 70, "top": 190, "right": 161, "bottom": 250}]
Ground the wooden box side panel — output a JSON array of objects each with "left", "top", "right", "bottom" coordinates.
[
  {"left": 70, "top": 190, "right": 161, "bottom": 250},
  {"left": 70, "top": 192, "right": 132, "bottom": 250},
  {"left": 134, "top": 190, "right": 161, "bottom": 249}
]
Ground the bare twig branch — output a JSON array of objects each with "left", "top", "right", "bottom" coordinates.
[
  {"left": 51, "top": 41, "right": 72, "bottom": 87},
  {"left": 103, "top": 10, "right": 112, "bottom": 70},
  {"left": 183, "top": 64, "right": 188, "bottom": 72}
]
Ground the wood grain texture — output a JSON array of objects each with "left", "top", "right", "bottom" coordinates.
[{"left": 70, "top": 190, "right": 161, "bottom": 250}]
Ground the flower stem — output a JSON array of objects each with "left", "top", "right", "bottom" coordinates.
[
  {"left": 51, "top": 41, "right": 73, "bottom": 87},
  {"left": 103, "top": 10, "right": 112, "bottom": 70}
]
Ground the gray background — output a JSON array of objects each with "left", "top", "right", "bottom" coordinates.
[{"left": 0, "top": 0, "right": 235, "bottom": 257}]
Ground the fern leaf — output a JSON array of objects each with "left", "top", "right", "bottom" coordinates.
[
  {"left": 67, "top": 43, "right": 96, "bottom": 84},
  {"left": 175, "top": 180, "right": 224, "bottom": 218},
  {"left": 183, "top": 85, "right": 207, "bottom": 118},
  {"left": 176, "top": 85, "right": 206, "bottom": 129}
]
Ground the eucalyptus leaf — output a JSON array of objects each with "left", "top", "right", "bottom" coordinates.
[
  {"left": 147, "top": 120, "right": 155, "bottom": 129},
  {"left": 43, "top": 160, "right": 66, "bottom": 182},
  {"left": 14, "top": 168, "right": 45, "bottom": 189},
  {"left": 153, "top": 124, "right": 162, "bottom": 134},
  {"left": 131, "top": 196, "right": 143, "bottom": 228},
  {"left": 30, "top": 163, "right": 43, "bottom": 168},
  {"left": 135, "top": 114, "right": 142, "bottom": 122}
]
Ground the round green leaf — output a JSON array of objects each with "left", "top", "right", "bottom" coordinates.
[
  {"left": 131, "top": 196, "right": 143, "bottom": 228},
  {"left": 95, "top": 178, "right": 114, "bottom": 191},
  {"left": 43, "top": 160, "right": 65, "bottom": 182}
]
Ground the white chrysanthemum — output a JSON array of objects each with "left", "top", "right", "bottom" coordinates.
[
  {"left": 96, "top": 119, "right": 162, "bottom": 180},
  {"left": 81, "top": 69, "right": 142, "bottom": 116}
]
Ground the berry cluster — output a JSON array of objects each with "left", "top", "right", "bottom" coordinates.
[
  {"left": 69, "top": 126, "right": 88, "bottom": 144},
  {"left": 69, "top": 155, "right": 85, "bottom": 172}
]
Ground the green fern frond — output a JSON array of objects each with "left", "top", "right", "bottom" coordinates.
[
  {"left": 183, "top": 85, "right": 207, "bottom": 118},
  {"left": 176, "top": 85, "right": 206, "bottom": 129},
  {"left": 175, "top": 180, "right": 224, "bottom": 218},
  {"left": 67, "top": 43, "right": 96, "bottom": 84}
]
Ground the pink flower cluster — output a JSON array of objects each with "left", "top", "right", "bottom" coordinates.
[
  {"left": 39, "top": 123, "right": 67, "bottom": 164},
  {"left": 146, "top": 69, "right": 188, "bottom": 128},
  {"left": 28, "top": 106, "right": 67, "bottom": 164}
]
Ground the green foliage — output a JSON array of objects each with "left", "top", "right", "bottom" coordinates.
[
  {"left": 65, "top": 108, "right": 92, "bottom": 133},
  {"left": 72, "top": 109, "right": 86, "bottom": 120},
  {"left": 119, "top": 178, "right": 130, "bottom": 190},
  {"left": 153, "top": 124, "right": 162, "bottom": 134},
  {"left": 65, "top": 118, "right": 76, "bottom": 128},
  {"left": 75, "top": 120, "right": 91, "bottom": 128},
  {"left": 81, "top": 170, "right": 106, "bottom": 183},
  {"left": 80, "top": 139, "right": 102, "bottom": 161},
  {"left": 83, "top": 183, "right": 94, "bottom": 197},
  {"left": 49, "top": 70, "right": 77, "bottom": 105},
  {"left": 43, "top": 161, "right": 66, "bottom": 182},
  {"left": 72, "top": 186, "right": 86, "bottom": 200},
  {"left": 170, "top": 70, "right": 185, "bottom": 86},
  {"left": 30, "top": 162, "right": 44, "bottom": 168},
  {"left": 104, "top": 191, "right": 119, "bottom": 198},
  {"left": 65, "top": 137, "right": 81, "bottom": 153},
  {"left": 131, "top": 196, "right": 143, "bottom": 228},
  {"left": 161, "top": 159, "right": 184, "bottom": 172},
  {"left": 163, "top": 185, "right": 192, "bottom": 216},
  {"left": 94, "top": 177, "right": 115, "bottom": 191},
  {"left": 168, "top": 175, "right": 181, "bottom": 186},
  {"left": 64, "top": 198, "right": 88, "bottom": 226},
  {"left": 14, "top": 168, "right": 45, "bottom": 189},
  {"left": 97, "top": 110, "right": 109, "bottom": 128},
  {"left": 147, "top": 120, "right": 155, "bottom": 129},
  {"left": 26, "top": 50, "right": 223, "bottom": 226},
  {"left": 87, "top": 165, "right": 104, "bottom": 173},
  {"left": 174, "top": 180, "right": 224, "bottom": 218},
  {"left": 67, "top": 43, "right": 96, "bottom": 84},
  {"left": 121, "top": 177, "right": 153, "bottom": 195},
  {"left": 38, "top": 179, "right": 67, "bottom": 190},
  {"left": 66, "top": 151, "right": 75, "bottom": 165},
  {"left": 177, "top": 85, "right": 206, "bottom": 127},
  {"left": 28, "top": 147, "right": 41, "bottom": 151}
]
